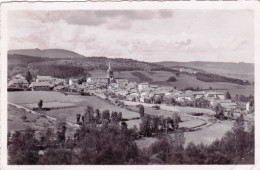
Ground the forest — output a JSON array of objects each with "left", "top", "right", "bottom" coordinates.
[{"left": 196, "top": 73, "right": 250, "bottom": 85}]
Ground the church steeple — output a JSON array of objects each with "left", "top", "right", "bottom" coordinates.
[
  {"left": 108, "top": 61, "right": 111, "bottom": 70},
  {"left": 107, "top": 61, "right": 114, "bottom": 81}
]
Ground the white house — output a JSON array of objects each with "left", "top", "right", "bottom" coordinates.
[
  {"left": 205, "top": 91, "right": 225, "bottom": 100},
  {"left": 36, "top": 76, "right": 54, "bottom": 83},
  {"left": 138, "top": 82, "right": 149, "bottom": 92},
  {"left": 69, "top": 78, "right": 78, "bottom": 86},
  {"left": 175, "top": 94, "right": 193, "bottom": 102}
]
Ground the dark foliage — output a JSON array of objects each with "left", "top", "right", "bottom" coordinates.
[
  {"left": 196, "top": 73, "right": 250, "bottom": 85},
  {"left": 167, "top": 76, "right": 177, "bottom": 82},
  {"left": 30, "top": 63, "right": 88, "bottom": 78}
]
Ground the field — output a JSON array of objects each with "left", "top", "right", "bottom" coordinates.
[
  {"left": 179, "top": 121, "right": 234, "bottom": 147},
  {"left": 8, "top": 104, "right": 77, "bottom": 138},
  {"left": 8, "top": 91, "right": 140, "bottom": 124}
]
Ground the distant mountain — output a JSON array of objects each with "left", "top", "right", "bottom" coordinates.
[{"left": 8, "top": 48, "right": 85, "bottom": 59}]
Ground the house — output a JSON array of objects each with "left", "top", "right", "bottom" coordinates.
[
  {"left": 191, "top": 91, "right": 205, "bottom": 99},
  {"left": 13, "top": 74, "right": 25, "bottom": 80},
  {"left": 203, "top": 97, "right": 216, "bottom": 106},
  {"left": 220, "top": 102, "right": 238, "bottom": 111},
  {"left": 36, "top": 76, "right": 54, "bottom": 83},
  {"left": 8, "top": 79, "right": 28, "bottom": 88},
  {"left": 87, "top": 77, "right": 109, "bottom": 85},
  {"left": 138, "top": 82, "right": 149, "bottom": 92},
  {"left": 205, "top": 91, "right": 225, "bottom": 100},
  {"left": 29, "top": 82, "right": 54, "bottom": 91},
  {"left": 126, "top": 82, "right": 137, "bottom": 89},
  {"left": 142, "top": 87, "right": 154, "bottom": 93},
  {"left": 69, "top": 79, "right": 78, "bottom": 86},
  {"left": 116, "top": 79, "right": 129, "bottom": 88},
  {"left": 175, "top": 94, "right": 193, "bottom": 102},
  {"left": 126, "top": 94, "right": 138, "bottom": 101}
]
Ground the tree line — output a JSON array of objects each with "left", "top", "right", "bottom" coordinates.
[{"left": 196, "top": 73, "right": 250, "bottom": 85}]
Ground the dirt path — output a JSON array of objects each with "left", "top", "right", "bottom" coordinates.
[{"left": 8, "top": 102, "right": 79, "bottom": 128}]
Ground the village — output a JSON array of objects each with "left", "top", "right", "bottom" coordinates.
[{"left": 8, "top": 62, "right": 254, "bottom": 121}]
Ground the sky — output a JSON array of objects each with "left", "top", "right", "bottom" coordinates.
[{"left": 8, "top": 10, "right": 254, "bottom": 63}]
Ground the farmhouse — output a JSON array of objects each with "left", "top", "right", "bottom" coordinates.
[
  {"left": 8, "top": 79, "right": 28, "bottom": 88},
  {"left": 116, "top": 79, "right": 129, "bottom": 88},
  {"left": 175, "top": 94, "right": 193, "bottom": 102},
  {"left": 138, "top": 82, "right": 149, "bottom": 92},
  {"left": 191, "top": 91, "right": 205, "bottom": 99},
  {"left": 205, "top": 91, "right": 225, "bottom": 100},
  {"left": 29, "top": 82, "right": 54, "bottom": 91},
  {"left": 69, "top": 78, "right": 78, "bottom": 85},
  {"left": 36, "top": 76, "right": 54, "bottom": 83}
]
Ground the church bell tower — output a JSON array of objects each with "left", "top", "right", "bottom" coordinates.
[{"left": 107, "top": 61, "right": 114, "bottom": 84}]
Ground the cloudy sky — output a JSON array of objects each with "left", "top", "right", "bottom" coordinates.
[{"left": 8, "top": 10, "right": 254, "bottom": 62}]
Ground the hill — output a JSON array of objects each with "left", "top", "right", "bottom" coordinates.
[
  {"left": 8, "top": 48, "right": 86, "bottom": 59},
  {"left": 7, "top": 49, "right": 178, "bottom": 79},
  {"left": 157, "top": 61, "right": 254, "bottom": 82}
]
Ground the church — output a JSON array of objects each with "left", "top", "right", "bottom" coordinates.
[{"left": 86, "top": 62, "right": 116, "bottom": 87}]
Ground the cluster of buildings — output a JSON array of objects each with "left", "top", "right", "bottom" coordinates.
[
  {"left": 8, "top": 62, "right": 248, "bottom": 113},
  {"left": 178, "top": 67, "right": 199, "bottom": 74}
]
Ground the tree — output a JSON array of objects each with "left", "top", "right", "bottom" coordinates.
[
  {"left": 139, "top": 114, "right": 152, "bottom": 137},
  {"left": 102, "top": 110, "right": 110, "bottom": 121},
  {"left": 167, "top": 76, "right": 177, "bottom": 82},
  {"left": 172, "top": 112, "right": 181, "bottom": 130},
  {"left": 138, "top": 105, "right": 145, "bottom": 117},
  {"left": 225, "top": 91, "right": 231, "bottom": 99},
  {"left": 213, "top": 103, "right": 224, "bottom": 120},
  {"left": 38, "top": 100, "right": 43, "bottom": 109},
  {"left": 111, "top": 112, "right": 119, "bottom": 124},
  {"left": 76, "top": 114, "right": 81, "bottom": 124},
  {"left": 94, "top": 109, "right": 101, "bottom": 124},
  {"left": 85, "top": 106, "right": 95, "bottom": 124},
  {"left": 118, "top": 112, "right": 122, "bottom": 122},
  {"left": 25, "top": 71, "right": 33, "bottom": 84}
]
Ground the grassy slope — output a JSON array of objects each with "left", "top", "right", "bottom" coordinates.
[
  {"left": 157, "top": 61, "right": 254, "bottom": 82},
  {"left": 8, "top": 92, "right": 140, "bottom": 123}
]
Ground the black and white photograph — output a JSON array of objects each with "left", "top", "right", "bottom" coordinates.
[{"left": 1, "top": 1, "right": 260, "bottom": 169}]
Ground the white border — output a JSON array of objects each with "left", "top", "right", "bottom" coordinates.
[{"left": 1, "top": 1, "right": 260, "bottom": 170}]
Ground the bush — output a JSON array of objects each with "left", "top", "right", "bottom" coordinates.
[{"left": 167, "top": 76, "right": 177, "bottom": 82}]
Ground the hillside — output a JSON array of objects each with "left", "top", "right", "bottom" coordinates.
[
  {"left": 157, "top": 61, "right": 254, "bottom": 82},
  {"left": 8, "top": 48, "right": 86, "bottom": 59},
  {"left": 7, "top": 49, "right": 178, "bottom": 78}
]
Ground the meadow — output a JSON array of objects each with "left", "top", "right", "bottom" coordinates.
[
  {"left": 8, "top": 104, "right": 77, "bottom": 138},
  {"left": 8, "top": 91, "right": 140, "bottom": 124}
]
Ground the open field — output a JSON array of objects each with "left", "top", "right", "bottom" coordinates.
[
  {"left": 25, "top": 102, "right": 75, "bottom": 109},
  {"left": 8, "top": 104, "right": 77, "bottom": 138},
  {"left": 8, "top": 91, "right": 140, "bottom": 123},
  {"left": 180, "top": 121, "right": 234, "bottom": 147}
]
